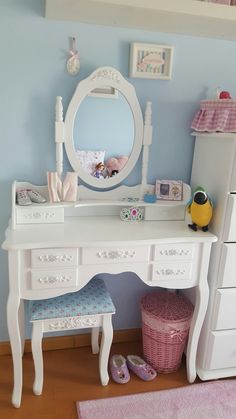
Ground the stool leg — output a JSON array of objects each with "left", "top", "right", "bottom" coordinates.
[
  {"left": 99, "top": 315, "right": 113, "bottom": 386},
  {"left": 91, "top": 327, "right": 100, "bottom": 354},
  {"left": 31, "top": 322, "right": 44, "bottom": 396}
]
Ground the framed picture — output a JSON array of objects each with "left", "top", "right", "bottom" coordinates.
[
  {"left": 155, "top": 180, "right": 183, "bottom": 201},
  {"left": 129, "top": 43, "right": 174, "bottom": 80}
]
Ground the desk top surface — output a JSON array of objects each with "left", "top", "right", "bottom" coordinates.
[{"left": 2, "top": 217, "right": 217, "bottom": 251}]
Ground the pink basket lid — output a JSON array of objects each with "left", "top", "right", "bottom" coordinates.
[{"left": 141, "top": 291, "right": 193, "bottom": 322}]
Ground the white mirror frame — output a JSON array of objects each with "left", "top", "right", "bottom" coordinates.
[{"left": 64, "top": 67, "right": 144, "bottom": 189}]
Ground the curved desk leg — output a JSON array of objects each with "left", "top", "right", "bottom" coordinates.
[
  {"left": 19, "top": 299, "right": 25, "bottom": 356},
  {"left": 7, "top": 251, "right": 23, "bottom": 408},
  {"left": 99, "top": 314, "right": 113, "bottom": 386},
  {"left": 186, "top": 243, "right": 211, "bottom": 383},
  {"left": 7, "top": 294, "right": 23, "bottom": 408}
]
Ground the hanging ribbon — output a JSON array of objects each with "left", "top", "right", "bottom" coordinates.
[
  {"left": 69, "top": 37, "right": 79, "bottom": 60},
  {"left": 67, "top": 36, "right": 80, "bottom": 75}
]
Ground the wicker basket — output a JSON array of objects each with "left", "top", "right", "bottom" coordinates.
[{"left": 141, "top": 291, "right": 194, "bottom": 374}]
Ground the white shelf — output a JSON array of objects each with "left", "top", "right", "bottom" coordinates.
[{"left": 45, "top": 0, "right": 236, "bottom": 41}]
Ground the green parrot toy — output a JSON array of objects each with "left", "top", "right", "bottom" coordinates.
[{"left": 187, "top": 186, "right": 213, "bottom": 232}]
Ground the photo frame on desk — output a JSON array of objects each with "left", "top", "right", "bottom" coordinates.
[
  {"left": 155, "top": 180, "right": 183, "bottom": 201},
  {"left": 129, "top": 43, "right": 174, "bottom": 80}
]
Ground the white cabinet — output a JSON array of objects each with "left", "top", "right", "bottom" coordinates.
[
  {"left": 45, "top": 0, "right": 236, "bottom": 41},
  {"left": 191, "top": 132, "right": 236, "bottom": 380}
]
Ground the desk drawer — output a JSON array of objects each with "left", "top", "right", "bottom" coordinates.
[
  {"left": 31, "top": 248, "right": 78, "bottom": 268},
  {"left": 31, "top": 268, "right": 77, "bottom": 290},
  {"left": 16, "top": 206, "right": 64, "bottom": 224},
  {"left": 206, "top": 330, "right": 236, "bottom": 370},
  {"left": 81, "top": 246, "right": 149, "bottom": 264},
  {"left": 152, "top": 261, "right": 192, "bottom": 281},
  {"left": 212, "top": 289, "right": 236, "bottom": 330},
  {"left": 218, "top": 243, "right": 236, "bottom": 288},
  {"left": 154, "top": 244, "right": 194, "bottom": 260}
]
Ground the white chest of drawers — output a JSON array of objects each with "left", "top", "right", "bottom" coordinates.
[{"left": 191, "top": 132, "right": 236, "bottom": 380}]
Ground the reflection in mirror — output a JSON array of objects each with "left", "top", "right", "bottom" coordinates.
[
  {"left": 64, "top": 66, "right": 144, "bottom": 189},
  {"left": 73, "top": 92, "right": 134, "bottom": 180}
]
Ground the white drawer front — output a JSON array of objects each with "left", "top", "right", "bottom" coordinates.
[
  {"left": 81, "top": 246, "right": 149, "bottom": 265},
  {"left": 223, "top": 194, "right": 236, "bottom": 241},
  {"left": 31, "top": 268, "right": 77, "bottom": 290},
  {"left": 218, "top": 243, "right": 236, "bottom": 288},
  {"left": 154, "top": 243, "right": 194, "bottom": 261},
  {"left": 212, "top": 289, "right": 236, "bottom": 330},
  {"left": 31, "top": 248, "right": 78, "bottom": 268},
  {"left": 16, "top": 206, "right": 64, "bottom": 224},
  {"left": 152, "top": 261, "right": 192, "bottom": 281},
  {"left": 206, "top": 330, "right": 236, "bottom": 370}
]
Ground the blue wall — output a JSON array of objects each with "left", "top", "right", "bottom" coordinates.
[{"left": 1, "top": 0, "right": 236, "bottom": 341}]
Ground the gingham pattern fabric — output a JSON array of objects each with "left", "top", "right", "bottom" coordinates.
[
  {"left": 29, "top": 278, "right": 116, "bottom": 321},
  {"left": 191, "top": 99, "right": 236, "bottom": 132}
]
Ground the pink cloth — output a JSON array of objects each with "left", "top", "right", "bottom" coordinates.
[{"left": 191, "top": 99, "right": 236, "bottom": 132}]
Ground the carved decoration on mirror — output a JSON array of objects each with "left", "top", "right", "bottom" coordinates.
[{"left": 90, "top": 68, "right": 121, "bottom": 83}]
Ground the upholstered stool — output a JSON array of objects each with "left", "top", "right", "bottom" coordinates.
[{"left": 29, "top": 278, "right": 115, "bottom": 396}]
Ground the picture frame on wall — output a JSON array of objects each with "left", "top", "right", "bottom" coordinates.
[
  {"left": 129, "top": 43, "right": 174, "bottom": 80},
  {"left": 155, "top": 180, "right": 183, "bottom": 201}
]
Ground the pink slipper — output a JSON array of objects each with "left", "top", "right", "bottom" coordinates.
[
  {"left": 127, "top": 355, "right": 157, "bottom": 381},
  {"left": 110, "top": 354, "right": 130, "bottom": 384}
]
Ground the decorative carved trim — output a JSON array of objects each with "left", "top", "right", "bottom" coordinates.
[
  {"left": 38, "top": 275, "right": 72, "bottom": 284},
  {"left": 49, "top": 316, "right": 99, "bottom": 330},
  {"left": 90, "top": 68, "right": 120, "bottom": 83},
  {"left": 156, "top": 268, "right": 186, "bottom": 276},
  {"left": 23, "top": 211, "right": 56, "bottom": 220},
  {"left": 159, "top": 249, "right": 190, "bottom": 256},
  {"left": 38, "top": 254, "right": 73, "bottom": 263},
  {"left": 96, "top": 250, "right": 136, "bottom": 259}
]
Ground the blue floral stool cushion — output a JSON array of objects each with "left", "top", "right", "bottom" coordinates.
[
  {"left": 29, "top": 278, "right": 116, "bottom": 320},
  {"left": 29, "top": 278, "right": 115, "bottom": 395}
]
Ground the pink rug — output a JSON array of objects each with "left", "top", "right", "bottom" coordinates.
[{"left": 76, "top": 380, "right": 236, "bottom": 419}]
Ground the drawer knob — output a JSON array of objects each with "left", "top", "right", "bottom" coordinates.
[
  {"left": 96, "top": 250, "right": 136, "bottom": 259},
  {"left": 23, "top": 211, "right": 55, "bottom": 220},
  {"left": 38, "top": 275, "right": 72, "bottom": 284},
  {"left": 38, "top": 254, "right": 73, "bottom": 263},
  {"left": 156, "top": 268, "right": 186, "bottom": 276},
  {"left": 159, "top": 249, "right": 190, "bottom": 256}
]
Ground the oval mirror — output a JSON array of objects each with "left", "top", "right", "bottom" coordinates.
[{"left": 64, "top": 67, "right": 143, "bottom": 189}]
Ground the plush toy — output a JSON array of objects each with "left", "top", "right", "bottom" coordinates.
[
  {"left": 187, "top": 186, "right": 213, "bottom": 232},
  {"left": 105, "top": 156, "right": 128, "bottom": 176}
]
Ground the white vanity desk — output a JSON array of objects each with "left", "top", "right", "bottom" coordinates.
[
  {"left": 2, "top": 67, "right": 216, "bottom": 407},
  {"left": 3, "top": 212, "right": 216, "bottom": 407}
]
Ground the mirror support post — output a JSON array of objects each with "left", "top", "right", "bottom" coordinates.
[
  {"left": 55, "top": 96, "right": 65, "bottom": 178},
  {"left": 140, "top": 101, "right": 152, "bottom": 198}
]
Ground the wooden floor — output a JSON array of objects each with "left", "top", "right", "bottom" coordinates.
[{"left": 0, "top": 340, "right": 197, "bottom": 419}]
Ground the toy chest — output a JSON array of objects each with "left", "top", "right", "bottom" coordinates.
[{"left": 141, "top": 291, "right": 194, "bottom": 373}]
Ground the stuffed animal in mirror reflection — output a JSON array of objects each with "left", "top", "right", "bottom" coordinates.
[
  {"left": 106, "top": 156, "right": 128, "bottom": 177},
  {"left": 187, "top": 186, "right": 213, "bottom": 232}
]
